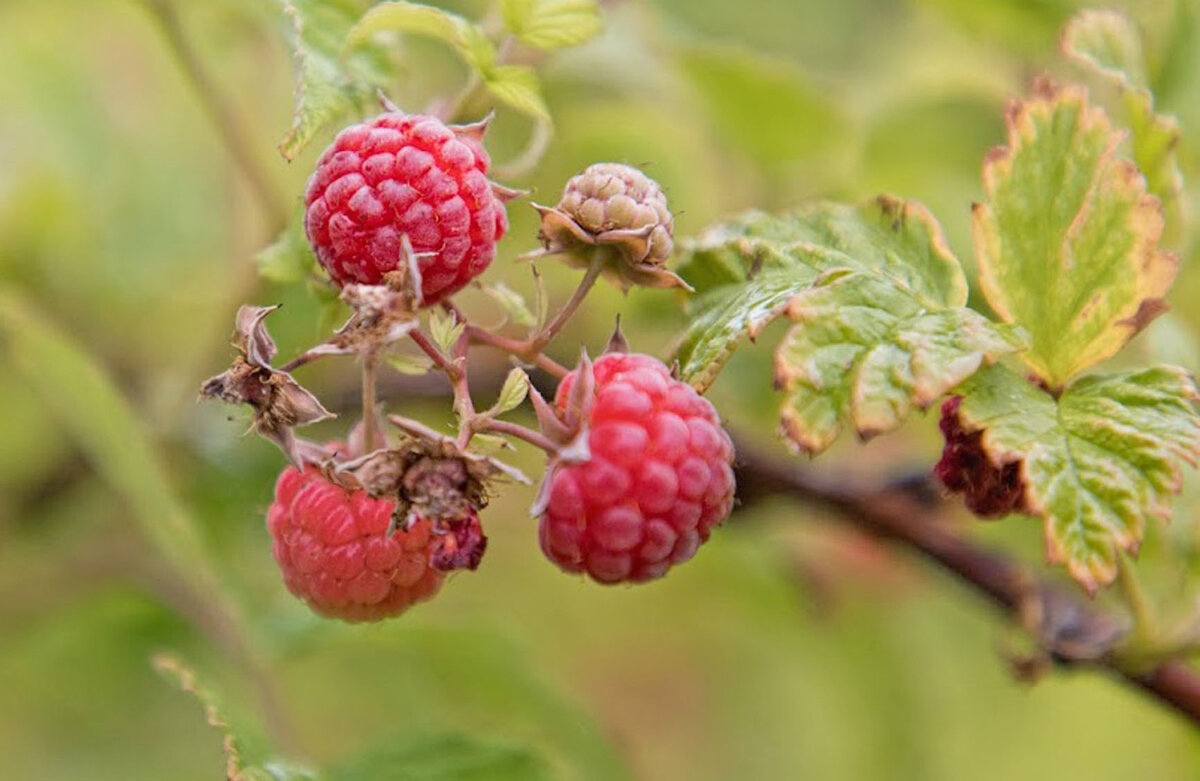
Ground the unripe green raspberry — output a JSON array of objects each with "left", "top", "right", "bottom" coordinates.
[{"left": 532, "top": 163, "right": 689, "bottom": 291}]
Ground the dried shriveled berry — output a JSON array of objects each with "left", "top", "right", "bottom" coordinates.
[
  {"left": 935, "top": 397, "right": 1027, "bottom": 518},
  {"left": 267, "top": 461, "right": 442, "bottom": 622},
  {"left": 304, "top": 113, "right": 510, "bottom": 304},
  {"left": 539, "top": 353, "right": 736, "bottom": 583}
]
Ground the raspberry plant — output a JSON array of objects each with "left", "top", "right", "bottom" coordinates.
[
  {"left": 198, "top": 0, "right": 1200, "bottom": 730},
  {"left": 6, "top": 0, "right": 1194, "bottom": 777}
]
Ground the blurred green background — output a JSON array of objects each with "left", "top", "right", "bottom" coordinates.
[{"left": 3, "top": 0, "right": 1200, "bottom": 778}]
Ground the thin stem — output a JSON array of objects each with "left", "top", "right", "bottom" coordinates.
[
  {"left": 278, "top": 346, "right": 330, "bottom": 374},
  {"left": 732, "top": 438, "right": 1200, "bottom": 729},
  {"left": 361, "top": 349, "right": 379, "bottom": 453},
  {"left": 409, "top": 330, "right": 458, "bottom": 376},
  {"left": 529, "top": 256, "right": 604, "bottom": 353},
  {"left": 1119, "top": 553, "right": 1156, "bottom": 646},
  {"left": 465, "top": 325, "right": 570, "bottom": 378},
  {"left": 141, "top": 0, "right": 288, "bottom": 229},
  {"left": 452, "top": 365, "right": 476, "bottom": 450},
  {"left": 475, "top": 418, "right": 558, "bottom": 453}
]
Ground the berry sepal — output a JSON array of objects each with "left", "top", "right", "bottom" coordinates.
[{"left": 199, "top": 305, "right": 334, "bottom": 467}]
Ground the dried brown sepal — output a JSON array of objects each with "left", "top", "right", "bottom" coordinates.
[
  {"left": 329, "top": 282, "right": 420, "bottom": 355},
  {"left": 199, "top": 305, "right": 334, "bottom": 466}
]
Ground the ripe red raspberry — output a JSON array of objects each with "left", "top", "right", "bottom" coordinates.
[
  {"left": 267, "top": 462, "right": 443, "bottom": 622},
  {"left": 934, "top": 397, "right": 1027, "bottom": 518},
  {"left": 539, "top": 353, "right": 736, "bottom": 583},
  {"left": 303, "top": 113, "right": 508, "bottom": 304}
]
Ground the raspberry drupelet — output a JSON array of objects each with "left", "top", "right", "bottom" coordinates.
[
  {"left": 303, "top": 112, "right": 509, "bottom": 304},
  {"left": 268, "top": 460, "right": 443, "bottom": 622},
  {"left": 539, "top": 353, "right": 737, "bottom": 584}
]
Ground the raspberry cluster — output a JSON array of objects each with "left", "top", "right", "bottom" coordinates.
[
  {"left": 539, "top": 353, "right": 736, "bottom": 584},
  {"left": 934, "top": 397, "right": 1027, "bottom": 518},
  {"left": 303, "top": 113, "right": 508, "bottom": 304},
  {"left": 268, "top": 461, "right": 443, "bottom": 622}
]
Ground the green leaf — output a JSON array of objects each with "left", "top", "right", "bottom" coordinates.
[
  {"left": 327, "top": 732, "right": 551, "bottom": 781},
  {"left": 675, "top": 198, "right": 1025, "bottom": 453},
  {"left": 346, "top": 1, "right": 496, "bottom": 75},
  {"left": 484, "top": 65, "right": 551, "bottom": 122},
  {"left": 479, "top": 281, "right": 536, "bottom": 327},
  {"left": 153, "top": 655, "right": 314, "bottom": 781},
  {"left": 973, "top": 80, "right": 1177, "bottom": 390},
  {"left": 956, "top": 363, "right": 1200, "bottom": 592},
  {"left": 257, "top": 213, "right": 316, "bottom": 284},
  {"left": 500, "top": 0, "right": 603, "bottom": 51},
  {"left": 468, "top": 432, "right": 514, "bottom": 453},
  {"left": 490, "top": 367, "right": 529, "bottom": 416},
  {"left": 278, "top": 0, "right": 394, "bottom": 161},
  {"left": 429, "top": 310, "right": 464, "bottom": 355},
  {"left": 0, "top": 289, "right": 236, "bottom": 611},
  {"left": 1062, "top": 10, "right": 1185, "bottom": 232},
  {"left": 386, "top": 351, "right": 435, "bottom": 376},
  {"left": 1062, "top": 9, "right": 1147, "bottom": 88}
]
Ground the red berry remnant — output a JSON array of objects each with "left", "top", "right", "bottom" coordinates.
[
  {"left": 935, "top": 397, "right": 1027, "bottom": 518},
  {"left": 304, "top": 113, "right": 508, "bottom": 304},
  {"left": 429, "top": 510, "right": 487, "bottom": 572},
  {"left": 539, "top": 353, "right": 737, "bottom": 584},
  {"left": 268, "top": 462, "right": 442, "bottom": 622}
]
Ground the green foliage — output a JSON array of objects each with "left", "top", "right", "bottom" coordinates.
[
  {"left": 479, "top": 281, "right": 537, "bottom": 327},
  {"left": 500, "top": 0, "right": 603, "bottom": 51},
  {"left": 278, "top": 0, "right": 394, "bottom": 161},
  {"left": 675, "top": 44, "right": 843, "bottom": 175},
  {"left": 956, "top": 363, "right": 1200, "bottom": 592},
  {"left": 327, "top": 733, "right": 551, "bottom": 781},
  {"left": 0, "top": 289, "right": 233, "bottom": 612},
  {"left": 489, "top": 367, "right": 530, "bottom": 416},
  {"left": 428, "top": 309, "right": 465, "bottom": 355},
  {"left": 973, "top": 80, "right": 1177, "bottom": 390},
  {"left": 675, "top": 197, "right": 1025, "bottom": 453},
  {"left": 258, "top": 214, "right": 317, "bottom": 284},
  {"left": 1062, "top": 10, "right": 1185, "bottom": 231},
  {"left": 346, "top": 2, "right": 494, "bottom": 74},
  {"left": 154, "top": 655, "right": 311, "bottom": 781},
  {"left": 346, "top": 1, "right": 551, "bottom": 121}
]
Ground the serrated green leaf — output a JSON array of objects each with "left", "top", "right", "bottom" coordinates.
[
  {"left": 347, "top": 1, "right": 495, "bottom": 74},
  {"left": 429, "top": 310, "right": 465, "bottom": 355},
  {"left": 386, "top": 351, "right": 435, "bottom": 376},
  {"left": 1062, "top": 10, "right": 1185, "bottom": 232},
  {"left": 327, "top": 732, "right": 551, "bottom": 781},
  {"left": 490, "top": 367, "right": 529, "bottom": 415},
  {"left": 153, "top": 655, "right": 314, "bottom": 781},
  {"left": 484, "top": 65, "right": 551, "bottom": 121},
  {"left": 778, "top": 285, "right": 1027, "bottom": 453},
  {"left": 974, "top": 81, "right": 1177, "bottom": 390},
  {"left": 957, "top": 363, "right": 1200, "bottom": 592},
  {"left": 278, "top": 0, "right": 393, "bottom": 161},
  {"left": 257, "top": 213, "right": 316, "bottom": 283},
  {"left": 500, "top": 0, "right": 603, "bottom": 51},
  {"left": 479, "top": 281, "right": 536, "bottom": 327},
  {"left": 675, "top": 198, "right": 1025, "bottom": 453},
  {"left": 1062, "top": 9, "right": 1147, "bottom": 88}
]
